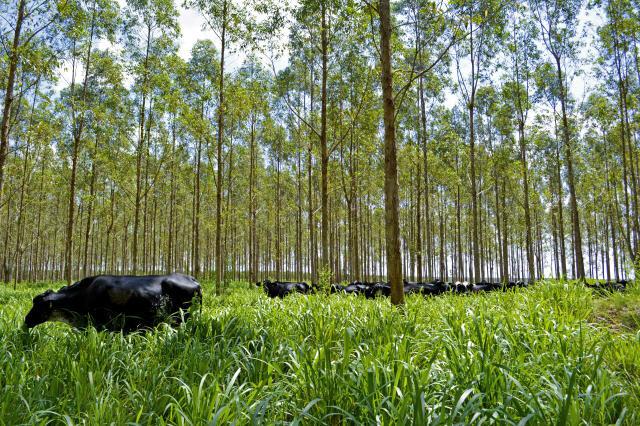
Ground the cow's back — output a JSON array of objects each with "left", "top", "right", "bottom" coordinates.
[{"left": 81, "top": 274, "right": 200, "bottom": 324}]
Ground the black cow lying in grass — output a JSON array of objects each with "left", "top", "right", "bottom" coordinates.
[
  {"left": 24, "top": 273, "right": 202, "bottom": 332},
  {"left": 585, "top": 280, "right": 628, "bottom": 293},
  {"left": 258, "top": 280, "right": 316, "bottom": 298},
  {"left": 403, "top": 280, "right": 452, "bottom": 296},
  {"left": 329, "top": 281, "right": 381, "bottom": 296}
]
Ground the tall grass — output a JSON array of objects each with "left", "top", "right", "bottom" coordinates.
[{"left": 0, "top": 281, "right": 638, "bottom": 424}]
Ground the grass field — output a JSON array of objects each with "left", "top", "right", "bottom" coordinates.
[{"left": 1, "top": 280, "right": 639, "bottom": 425}]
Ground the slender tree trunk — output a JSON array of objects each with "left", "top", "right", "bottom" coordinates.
[
  {"left": 552, "top": 207, "right": 560, "bottom": 279},
  {"left": 518, "top": 122, "right": 535, "bottom": 280},
  {"left": 275, "top": 148, "right": 282, "bottom": 280},
  {"left": 320, "top": 2, "right": 329, "bottom": 275},
  {"left": 379, "top": 0, "right": 403, "bottom": 305},
  {"left": 554, "top": 55, "right": 585, "bottom": 280},
  {"left": 249, "top": 115, "right": 257, "bottom": 282},
  {"left": 467, "top": 18, "right": 481, "bottom": 284},
  {"left": 215, "top": 0, "right": 228, "bottom": 295},
  {"left": 501, "top": 178, "right": 509, "bottom": 283},
  {"left": 65, "top": 2, "right": 96, "bottom": 284},
  {"left": 296, "top": 126, "right": 303, "bottom": 280},
  {"left": 192, "top": 121, "right": 202, "bottom": 276},
  {"left": 83, "top": 141, "right": 98, "bottom": 276},
  {"left": 416, "top": 160, "right": 423, "bottom": 282},
  {"left": 133, "top": 23, "right": 153, "bottom": 274},
  {"left": 167, "top": 114, "right": 177, "bottom": 273}
]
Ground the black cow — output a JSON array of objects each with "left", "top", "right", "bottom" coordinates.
[
  {"left": 585, "top": 280, "right": 627, "bottom": 292},
  {"left": 404, "top": 280, "right": 451, "bottom": 296},
  {"left": 364, "top": 282, "right": 391, "bottom": 298},
  {"left": 24, "top": 273, "right": 202, "bottom": 332},
  {"left": 470, "top": 281, "right": 502, "bottom": 292},
  {"left": 342, "top": 283, "right": 369, "bottom": 295},
  {"left": 330, "top": 283, "right": 345, "bottom": 294},
  {"left": 451, "top": 281, "right": 470, "bottom": 293},
  {"left": 331, "top": 281, "right": 376, "bottom": 296},
  {"left": 261, "top": 280, "right": 311, "bottom": 298}
]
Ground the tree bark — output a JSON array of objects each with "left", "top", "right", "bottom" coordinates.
[
  {"left": 554, "top": 54, "right": 585, "bottom": 280},
  {"left": 320, "top": 2, "right": 329, "bottom": 275},
  {"left": 65, "top": 1, "right": 96, "bottom": 284},
  {"left": 215, "top": 0, "right": 228, "bottom": 295},
  {"left": 379, "top": 0, "right": 403, "bottom": 305}
]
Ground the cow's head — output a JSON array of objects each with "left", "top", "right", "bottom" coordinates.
[{"left": 24, "top": 290, "right": 56, "bottom": 328}]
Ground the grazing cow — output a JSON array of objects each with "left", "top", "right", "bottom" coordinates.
[
  {"left": 470, "top": 281, "right": 501, "bottom": 293},
  {"left": 452, "top": 281, "right": 470, "bottom": 293},
  {"left": 585, "top": 280, "right": 627, "bottom": 292},
  {"left": 431, "top": 280, "right": 452, "bottom": 293},
  {"left": 330, "top": 283, "right": 345, "bottom": 294},
  {"left": 405, "top": 280, "right": 451, "bottom": 296},
  {"left": 261, "top": 280, "right": 311, "bottom": 298},
  {"left": 24, "top": 273, "right": 202, "bottom": 332},
  {"left": 341, "top": 283, "right": 369, "bottom": 295},
  {"left": 364, "top": 282, "right": 391, "bottom": 298}
]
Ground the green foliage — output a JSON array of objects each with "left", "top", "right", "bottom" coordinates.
[
  {"left": 0, "top": 281, "right": 638, "bottom": 423},
  {"left": 317, "top": 266, "right": 333, "bottom": 294}
]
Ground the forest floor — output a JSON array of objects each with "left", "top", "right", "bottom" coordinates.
[{"left": 0, "top": 280, "right": 639, "bottom": 424}]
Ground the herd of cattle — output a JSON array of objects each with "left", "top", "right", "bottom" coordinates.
[
  {"left": 21, "top": 274, "right": 630, "bottom": 332},
  {"left": 257, "top": 278, "right": 631, "bottom": 299},
  {"left": 257, "top": 279, "right": 534, "bottom": 299}
]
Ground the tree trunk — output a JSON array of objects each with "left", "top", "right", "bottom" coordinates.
[
  {"left": 215, "top": 0, "right": 227, "bottom": 295},
  {"left": 249, "top": 115, "right": 257, "bottom": 282},
  {"left": 65, "top": 2, "right": 96, "bottom": 284},
  {"left": 83, "top": 141, "right": 98, "bottom": 276},
  {"left": 379, "top": 0, "right": 403, "bottom": 305},
  {"left": 320, "top": 2, "right": 329, "bottom": 275},
  {"left": 554, "top": 55, "right": 584, "bottom": 280},
  {"left": 192, "top": 105, "right": 203, "bottom": 276},
  {"left": 518, "top": 123, "right": 535, "bottom": 280}
]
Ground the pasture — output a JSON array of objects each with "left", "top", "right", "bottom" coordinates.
[{"left": 1, "top": 281, "right": 639, "bottom": 424}]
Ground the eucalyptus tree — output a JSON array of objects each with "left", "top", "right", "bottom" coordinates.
[
  {"left": 237, "top": 57, "right": 271, "bottom": 283},
  {"left": 529, "top": 0, "right": 586, "bottom": 280},
  {"left": 502, "top": 2, "right": 540, "bottom": 279},
  {"left": 0, "top": 7, "right": 59, "bottom": 283},
  {"left": 288, "top": 0, "right": 351, "bottom": 277},
  {"left": 596, "top": 0, "right": 639, "bottom": 268},
  {"left": 396, "top": 0, "right": 451, "bottom": 282},
  {"left": 184, "top": 40, "right": 219, "bottom": 276},
  {"left": 80, "top": 49, "right": 129, "bottom": 277},
  {"left": 159, "top": 52, "right": 188, "bottom": 274},
  {"left": 122, "top": 0, "right": 179, "bottom": 274},
  {"left": 186, "top": 0, "right": 255, "bottom": 292},
  {"left": 474, "top": 85, "right": 505, "bottom": 281},
  {"left": 335, "top": 52, "right": 377, "bottom": 281},
  {"left": 275, "top": 56, "right": 319, "bottom": 280},
  {"left": 377, "top": 0, "right": 404, "bottom": 304},
  {"left": 60, "top": 0, "right": 119, "bottom": 283},
  {"left": 0, "top": 0, "right": 60, "bottom": 200},
  {"left": 583, "top": 92, "right": 619, "bottom": 279},
  {"left": 534, "top": 61, "right": 569, "bottom": 278},
  {"left": 452, "top": 0, "right": 506, "bottom": 283}
]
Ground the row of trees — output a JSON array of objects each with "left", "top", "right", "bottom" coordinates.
[{"left": 0, "top": 0, "right": 638, "bottom": 295}]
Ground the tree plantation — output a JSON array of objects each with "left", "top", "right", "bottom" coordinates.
[{"left": 1, "top": 0, "right": 639, "bottom": 293}]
